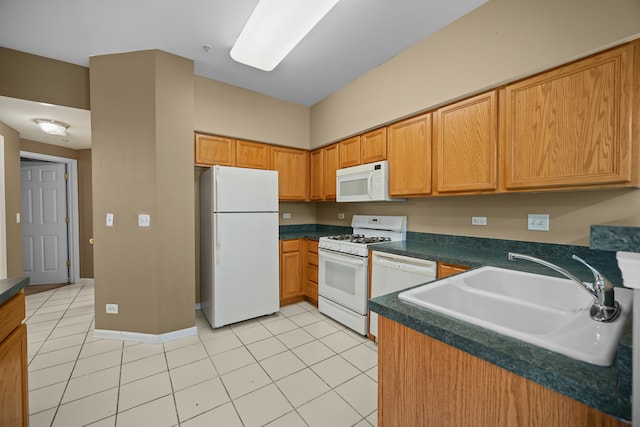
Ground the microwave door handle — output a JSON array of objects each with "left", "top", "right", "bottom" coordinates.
[{"left": 367, "top": 173, "right": 373, "bottom": 200}]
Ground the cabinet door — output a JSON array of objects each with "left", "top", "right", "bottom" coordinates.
[
  {"left": 280, "top": 240, "right": 304, "bottom": 305},
  {"left": 361, "top": 127, "right": 387, "bottom": 164},
  {"left": 434, "top": 91, "right": 497, "bottom": 194},
  {"left": 323, "top": 143, "right": 340, "bottom": 200},
  {"left": 310, "top": 149, "right": 324, "bottom": 201},
  {"left": 236, "top": 140, "right": 269, "bottom": 169},
  {"left": 437, "top": 263, "right": 470, "bottom": 279},
  {"left": 194, "top": 134, "right": 235, "bottom": 167},
  {"left": 502, "top": 44, "right": 635, "bottom": 190},
  {"left": 0, "top": 324, "right": 28, "bottom": 427},
  {"left": 270, "top": 147, "right": 309, "bottom": 201},
  {"left": 387, "top": 113, "right": 432, "bottom": 197},
  {"left": 305, "top": 239, "right": 319, "bottom": 306},
  {"left": 339, "top": 136, "right": 361, "bottom": 168}
]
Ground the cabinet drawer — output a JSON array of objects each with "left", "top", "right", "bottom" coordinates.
[
  {"left": 281, "top": 239, "right": 302, "bottom": 253},
  {"left": 306, "top": 239, "right": 319, "bottom": 254},
  {"left": 0, "top": 292, "right": 25, "bottom": 343},
  {"left": 307, "top": 263, "right": 318, "bottom": 283}
]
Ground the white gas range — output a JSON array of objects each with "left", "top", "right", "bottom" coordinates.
[{"left": 318, "top": 215, "right": 407, "bottom": 335}]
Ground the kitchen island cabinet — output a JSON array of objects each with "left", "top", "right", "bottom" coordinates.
[
  {"left": 378, "top": 316, "right": 624, "bottom": 427},
  {"left": 387, "top": 113, "right": 432, "bottom": 197},
  {"left": 279, "top": 239, "right": 304, "bottom": 306},
  {"left": 0, "top": 278, "right": 29, "bottom": 427}
]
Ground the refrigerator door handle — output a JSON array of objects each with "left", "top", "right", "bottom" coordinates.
[
  {"left": 215, "top": 214, "right": 221, "bottom": 265},
  {"left": 215, "top": 167, "right": 221, "bottom": 265},
  {"left": 215, "top": 167, "right": 221, "bottom": 211}
]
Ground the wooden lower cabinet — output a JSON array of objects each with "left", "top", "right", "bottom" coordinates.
[
  {"left": 304, "top": 239, "right": 319, "bottom": 306},
  {"left": 378, "top": 316, "right": 624, "bottom": 427},
  {"left": 437, "top": 262, "right": 470, "bottom": 279},
  {"left": 280, "top": 240, "right": 304, "bottom": 306},
  {"left": 0, "top": 291, "right": 28, "bottom": 427}
]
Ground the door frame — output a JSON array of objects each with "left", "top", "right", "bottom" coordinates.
[
  {"left": 0, "top": 136, "right": 6, "bottom": 279},
  {"left": 20, "top": 151, "right": 80, "bottom": 283}
]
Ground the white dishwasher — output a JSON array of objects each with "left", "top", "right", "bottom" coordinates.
[{"left": 369, "top": 251, "right": 437, "bottom": 340}]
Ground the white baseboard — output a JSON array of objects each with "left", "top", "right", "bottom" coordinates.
[{"left": 93, "top": 326, "right": 198, "bottom": 344}]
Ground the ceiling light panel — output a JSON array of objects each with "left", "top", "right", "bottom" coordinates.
[{"left": 231, "top": 0, "right": 340, "bottom": 71}]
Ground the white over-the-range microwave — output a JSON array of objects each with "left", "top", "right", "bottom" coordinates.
[{"left": 336, "top": 160, "right": 404, "bottom": 202}]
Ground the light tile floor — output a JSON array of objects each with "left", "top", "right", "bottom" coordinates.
[{"left": 25, "top": 280, "right": 379, "bottom": 427}]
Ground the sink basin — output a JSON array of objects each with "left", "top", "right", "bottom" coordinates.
[{"left": 398, "top": 266, "right": 632, "bottom": 366}]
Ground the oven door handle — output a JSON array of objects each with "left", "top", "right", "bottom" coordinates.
[{"left": 320, "top": 249, "right": 367, "bottom": 265}]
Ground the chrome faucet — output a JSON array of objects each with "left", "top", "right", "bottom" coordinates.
[{"left": 508, "top": 253, "right": 621, "bottom": 322}]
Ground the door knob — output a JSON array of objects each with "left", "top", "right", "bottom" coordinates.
[{"left": 89, "top": 238, "right": 94, "bottom": 245}]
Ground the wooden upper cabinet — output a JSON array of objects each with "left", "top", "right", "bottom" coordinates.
[
  {"left": 236, "top": 140, "right": 269, "bottom": 170},
  {"left": 270, "top": 146, "right": 309, "bottom": 201},
  {"left": 310, "top": 149, "right": 324, "bottom": 201},
  {"left": 323, "top": 143, "right": 340, "bottom": 200},
  {"left": 502, "top": 42, "right": 637, "bottom": 190},
  {"left": 339, "top": 136, "right": 361, "bottom": 168},
  {"left": 361, "top": 127, "right": 387, "bottom": 164},
  {"left": 387, "top": 113, "right": 432, "bottom": 197},
  {"left": 433, "top": 91, "right": 497, "bottom": 194},
  {"left": 194, "top": 133, "right": 235, "bottom": 167}
]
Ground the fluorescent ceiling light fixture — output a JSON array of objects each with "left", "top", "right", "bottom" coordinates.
[
  {"left": 34, "top": 119, "right": 69, "bottom": 136},
  {"left": 231, "top": 0, "right": 340, "bottom": 71}
]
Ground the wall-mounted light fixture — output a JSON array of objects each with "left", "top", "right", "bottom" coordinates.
[
  {"left": 34, "top": 119, "right": 69, "bottom": 136},
  {"left": 230, "top": 0, "right": 340, "bottom": 71}
]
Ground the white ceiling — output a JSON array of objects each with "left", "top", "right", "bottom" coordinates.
[{"left": 0, "top": 0, "right": 485, "bottom": 150}]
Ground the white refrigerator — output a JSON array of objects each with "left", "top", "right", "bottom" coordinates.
[{"left": 200, "top": 165, "right": 280, "bottom": 328}]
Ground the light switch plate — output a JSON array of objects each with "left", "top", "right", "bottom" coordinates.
[
  {"left": 106, "top": 213, "right": 114, "bottom": 227},
  {"left": 528, "top": 214, "right": 549, "bottom": 231}
]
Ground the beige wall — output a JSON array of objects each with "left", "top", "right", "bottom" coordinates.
[
  {"left": 0, "top": 47, "right": 89, "bottom": 110},
  {"left": 91, "top": 50, "right": 195, "bottom": 335},
  {"left": 316, "top": 189, "right": 640, "bottom": 247},
  {"left": 77, "top": 149, "right": 93, "bottom": 278},
  {"left": 21, "top": 138, "right": 78, "bottom": 159},
  {"left": 0, "top": 121, "right": 22, "bottom": 276},
  {"left": 310, "top": 0, "right": 640, "bottom": 147},
  {"left": 194, "top": 76, "right": 310, "bottom": 149}
]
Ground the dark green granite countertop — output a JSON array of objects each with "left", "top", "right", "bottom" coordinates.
[
  {"left": 0, "top": 276, "right": 29, "bottom": 306},
  {"left": 591, "top": 225, "right": 640, "bottom": 252},
  {"left": 368, "top": 232, "right": 631, "bottom": 421},
  {"left": 279, "top": 224, "right": 351, "bottom": 241}
]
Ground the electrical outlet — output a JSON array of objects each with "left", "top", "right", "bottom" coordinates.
[
  {"left": 471, "top": 216, "right": 487, "bottom": 226},
  {"left": 528, "top": 214, "right": 549, "bottom": 231},
  {"left": 106, "top": 304, "right": 118, "bottom": 314},
  {"left": 283, "top": 213, "right": 291, "bottom": 219},
  {"left": 338, "top": 213, "right": 345, "bottom": 219},
  {"left": 138, "top": 214, "right": 151, "bottom": 227}
]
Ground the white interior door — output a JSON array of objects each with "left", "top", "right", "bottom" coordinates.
[{"left": 21, "top": 161, "right": 69, "bottom": 285}]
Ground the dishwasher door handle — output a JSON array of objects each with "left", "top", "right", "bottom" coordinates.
[{"left": 373, "top": 254, "right": 436, "bottom": 275}]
